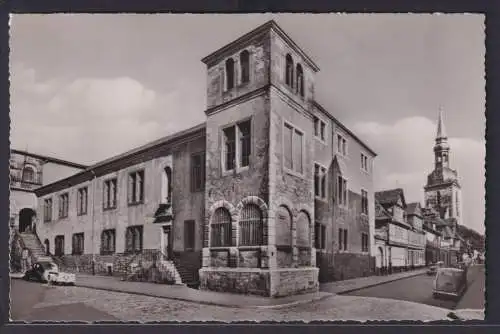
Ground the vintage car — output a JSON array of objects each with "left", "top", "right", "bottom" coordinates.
[
  {"left": 432, "top": 267, "right": 467, "bottom": 300},
  {"left": 23, "top": 261, "right": 76, "bottom": 286},
  {"left": 426, "top": 261, "right": 444, "bottom": 276}
]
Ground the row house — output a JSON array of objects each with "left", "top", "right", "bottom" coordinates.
[
  {"left": 32, "top": 20, "right": 377, "bottom": 297},
  {"left": 374, "top": 189, "right": 425, "bottom": 274}
]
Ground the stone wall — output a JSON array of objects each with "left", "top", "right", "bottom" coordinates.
[
  {"left": 270, "top": 268, "right": 319, "bottom": 297},
  {"left": 333, "top": 253, "right": 375, "bottom": 281},
  {"left": 199, "top": 268, "right": 271, "bottom": 296}
]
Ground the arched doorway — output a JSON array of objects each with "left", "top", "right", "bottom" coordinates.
[
  {"left": 18, "top": 208, "right": 36, "bottom": 233},
  {"left": 44, "top": 239, "right": 50, "bottom": 256}
]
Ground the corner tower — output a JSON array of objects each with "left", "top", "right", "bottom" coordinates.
[
  {"left": 424, "top": 108, "right": 463, "bottom": 227},
  {"left": 199, "top": 20, "right": 320, "bottom": 297}
]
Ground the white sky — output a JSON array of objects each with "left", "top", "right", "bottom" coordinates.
[{"left": 9, "top": 13, "right": 485, "bottom": 234}]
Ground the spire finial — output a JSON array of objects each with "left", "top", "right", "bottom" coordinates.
[{"left": 436, "top": 106, "right": 447, "bottom": 140}]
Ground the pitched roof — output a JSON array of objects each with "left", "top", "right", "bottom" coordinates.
[
  {"left": 406, "top": 202, "right": 422, "bottom": 216},
  {"left": 375, "top": 188, "right": 406, "bottom": 207},
  {"left": 11, "top": 149, "right": 88, "bottom": 170},
  {"left": 375, "top": 200, "right": 392, "bottom": 220}
]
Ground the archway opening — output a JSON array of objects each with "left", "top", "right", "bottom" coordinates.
[{"left": 18, "top": 208, "right": 36, "bottom": 233}]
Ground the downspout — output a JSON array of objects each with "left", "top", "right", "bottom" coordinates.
[{"left": 90, "top": 169, "right": 97, "bottom": 275}]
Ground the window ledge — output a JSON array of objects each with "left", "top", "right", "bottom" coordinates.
[
  {"left": 283, "top": 167, "right": 305, "bottom": 179},
  {"left": 103, "top": 206, "right": 117, "bottom": 212},
  {"left": 128, "top": 201, "right": 145, "bottom": 207},
  {"left": 222, "top": 166, "right": 250, "bottom": 177},
  {"left": 314, "top": 136, "right": 327, "bottom": 145},
  {"left": 315, "top": 196, "right": 328, "bottom": 203}
]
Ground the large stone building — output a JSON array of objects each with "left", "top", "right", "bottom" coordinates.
[
  {"left": 30, "top": 20, "right": 376, "bottom": 297},
  {"left": 9, "top": 149, "right": 87, "bottom": 233},
  {"left": 423, "top": 109, "right": 464, "bottom": 266}
]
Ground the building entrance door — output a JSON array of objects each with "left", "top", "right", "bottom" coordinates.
[{"left": 162, "top": 225, "right": 172, "bottom": 260}]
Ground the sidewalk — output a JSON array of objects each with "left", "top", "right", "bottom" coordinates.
[
  {"left": 73, "top": 274, "right": 332, "bottom": 309},
  {"left": 455, "top": 264, "right": 485, "bottom": 310},
  {"left": 320, "top": 268, "right": 427, "bottom": 294}
]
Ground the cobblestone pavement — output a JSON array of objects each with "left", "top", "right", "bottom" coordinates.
[{"left": 28, "top": 284, "right": 453, "bottom": 322}]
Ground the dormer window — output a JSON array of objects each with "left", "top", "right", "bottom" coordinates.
[
  {"left": 240, "top": 50, "right": 250, "bottom": 84},
  {"left": 22, "top": 165, "right": 36, "bottom": 183},
  {"left": 296, "top": 63, "right": 304, "bottom": 97},
  {"left": 285, "top": 54, "right": 294, "bottom": 88},
  {"left": 225, "top": 58, "right": 235, "bottom": 90}
]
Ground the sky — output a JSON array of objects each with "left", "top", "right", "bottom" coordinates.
[{"left": 9, "top": 14, "right": 485, "bottom": 234}]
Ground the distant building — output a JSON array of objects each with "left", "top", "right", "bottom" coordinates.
[
  {"left": 421, "top": 209, "right": 443, "bottom": 265},
  {"left": 374, "top": 189, "right": 425, "bottom": 274},
  {"left": 423, "top": 109, "right": 463, "bottom": 266},
  {"left": 27, "top": 20, "right": 377, "bottom": 297},
  {"left": 9, "top": 149, "right": 87, "bottom": 233}
]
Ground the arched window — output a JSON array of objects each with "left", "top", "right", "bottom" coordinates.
[
  {"left": 211, "top": 207, "right": 232, "bottom": 247},
  {"left": 22, "top": 166, "right": 35, "bottom": 182},
  {"left": 161, "top": 166, "right": 172, "bottom": 204},
  {"left": 225, "top": 58, "right": 235, "bottom": 90},
  {"left": 296, "top": 63, "right": 304, "bottom": 97},
  {"left": 240, "top": 50, "right": 250, "bottom": 84},
  {"left": 275, "top": 205, "right": 292, "bottom": 247},
  {"left": 296, "top": 210, "right": 311, "bottom": 247},
  {"left": 239, "top": 204, "right": 263, "bottom": 246},
  {"left": 285, "top": 54, "right": 294, "bottom": 88}
]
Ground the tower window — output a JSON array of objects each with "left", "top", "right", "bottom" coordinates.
[
  {"left": 296, "top": 63, "right": 304, "bottom": 97},
  {"left": 240, "top": 50, "right": 250, "bottom": 84},
  {"left": 225, "top": 58, "right": 235, "bottom": 90},
  {"left": 285, "top": 54, "right": 294, "bottom": 88},
  {"left": 222, "top": 119, "right": 252, "bottom": 172}
]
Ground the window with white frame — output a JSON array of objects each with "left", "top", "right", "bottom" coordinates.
[
  {"left": 101, "top": 229, "right": 116, "bottom": 254},
  {"left": 296, "top": 63, "right": 304, "bottom": 97},
  {"left": 128, "top": 170, "right": 144, "bottom": 205},
  {"left": 313, "top": 116, "right": 326, "bottom": 142},
  {"left": 58, "top": 192, "right": 69, "bottom": 218},
  {"left": 361, "top": 189, "right": 369, "bottom": 215},
  {"left": 314, "top": 163, "right": 327, "bottom": 199},
  {"left": 337, "top": 176, "right": 348, "bottom": 207},
  {"left": 314, "top": 222, "right": 326, "bottom": 250},
  {"left": 337, "top": 133, "right": 347, "bottom": 156},
  {"left": 222, "top": 120, "right": 251, "bottom": 172},
  {"left": 77, "top": 187, "right": 88, "bottom": 216},
  {"left": 225, "top": 58, "right": 235, "bottom": 90},
  {"left": 361, "top": 232, "right": 369, "bottom": 252},
  {"left": 191, "top": 152, "right": 206, "bottom": 192},
  {"left": 103, "top": 178, "right": 117, "bottom": 210},
  {"left": 361, "top": 153, "right": 369, "bottom": 172},
  {"left": 338, "top": 228, "right": 348, "bottom": 251},
  {"left": 283, "top": 122, "right": 304, "bottom": 174},
  {"left": 239, "top": 50, "right": 250, "bottom": 84},
  {"left": 72, "top": 233, "right": 84, "bottom": 255}
]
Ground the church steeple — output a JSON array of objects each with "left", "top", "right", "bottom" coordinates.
[{"left": 434, "top": 107, "right": 450, "bottom": 169}]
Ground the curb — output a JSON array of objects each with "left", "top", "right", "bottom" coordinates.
[
  {"left": 74, "top": 283, "right": 333, "bottom": 309},
  {"left": 333, "top": 271, "right": 427, "bottom": 295}
]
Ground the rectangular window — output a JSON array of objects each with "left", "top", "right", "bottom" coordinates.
[
  {"left": 314, "top": 116, "right": 327, "bottom": 142},
  {"left": 54, "top": 235, "right": 64, "bottom": 256},
  {"left": 58, "top": 193, "right": 69, "bottom": 218},
  {"left": 100, "top": 229, "right": 116, "bottom": 255},
  {"left": 77, "top": 187, "right": 88, "bottom": 216},
  {"left": 128, "top": 170, "right": 145, "bottom": 205},
  {"left": 103, "top": 178, "right": 117, "bottom": 210},
  {"left": 72, "top": 233, "right": 84, "bottom": 255},
  {"left": 361, "top": 189, "right": 369, "bottom": 215},
  {"left": 314, "top": 163, "right": 327, "bottom": 199},
  {"left": 361, "top": 153, "right": 369, "bottom": 172},
  {"left": 222, "top": 119, "right": 251, "bottom": 172},
  {"left": 184, "top": 220, "right": 195, "bottom": 250},
  {"left": 361, "top": 233, "right": 369, "bottom": 252},
  {"left": 337, "top": 134, "right": 347, "bottom": 156},
  {"left": 44, "top": 198, "right": 53, "bottom": 222},
  {"left": 125, "top": 225, "right": 143, "bottom": 253},
  {"left": 337, "top": 176, "right": 348, "bottom": 206},
  {"left": 338, "top": 228, "right": 348, "bottom": 251},
  {"left": 284, "top": 122, "right": 304, "bottom": 175},
  {"left": 191, "top": 152, "right": 206, "bottom": 192},
  {"left": 314, "top": 222, "right": 326, "bottom": 250}
]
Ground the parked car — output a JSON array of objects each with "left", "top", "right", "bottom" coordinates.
[
  {"left": 23, "top": 261, "right": 76, "bottom": 286},
  {"left": 427, "top": 261, "right": 444, "bottom": 276},
  {"left": 432, "top": 267, "right": 467, "bottom": 300}
]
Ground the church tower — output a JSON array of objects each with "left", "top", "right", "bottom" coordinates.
[{"left": 424, "top": 108, "right": 463, "bottom": 227}]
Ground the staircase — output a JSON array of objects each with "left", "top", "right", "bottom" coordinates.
[
  {"left": 19, "top": 232, "right": 48, "bottom": 261},
  {"left": 123, "top": 250, "right": 183, "bottom": 285},
  {"left": 172, "top": 252, "right": 201, "bottom": 289}
]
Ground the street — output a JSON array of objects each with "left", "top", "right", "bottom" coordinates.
[
  {"left": 345, "top": 265, "right": 485, "bottom": 311},
  {"left": 10, "top": 277, "right": 454, "bottom": 322}
]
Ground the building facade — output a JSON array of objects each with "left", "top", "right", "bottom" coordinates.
[
  {"left": 9, "top": 149, "right": 87, "bottom": 234},
  {"left": 31, "top": 20, "right": 376, "bottom": 297},
  {"left": 374, "top": 189, "right": 425, "bottom": 274}
]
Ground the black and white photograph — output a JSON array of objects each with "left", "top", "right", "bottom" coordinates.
[{"left": 8, "top": 13, "right": 485, "bottom": 322}]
